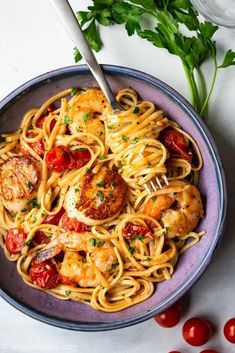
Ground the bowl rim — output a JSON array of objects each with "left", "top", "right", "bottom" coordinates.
[{"left": 0, "top": 64, "right": 227, "bottom": 331}]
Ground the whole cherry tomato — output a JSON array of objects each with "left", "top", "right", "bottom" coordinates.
[
  {"left": 182, "top": 317, "right": 212, "bottom": 346},
  {"left": 200, "top": 350, "right": 219, "bottom": 353},
  {"left": 5, "top": 228, "right": 27, "bottom": 254},
  {"left": 34, "top": 231, "right": 50, "bottom": 245},
  {"left": 61, "top": 213, "right": 87, "bottom": 232},
  {"left": 43, "top": 208, "right": 65, "bottom": 225},
  {"left": 29, "top": 260, "right": 58, "bottom": 289},
  {"left": 122, "top": 222, "right": 152, "bottom": 240},
  {"left": 224, "top": 318, "right": 235, "bottom": 343},
  {"left": 58, "top": 274, "right": 77, "bottom": 287},
  {"left": 45, "top": 145, "right": 71, "bottom": 172},
  {"left": 154, "top": 302, "right": 182, "bottom": 328},
  {"left": 160, "top": 128, "right": 193, "bottom": 162}
]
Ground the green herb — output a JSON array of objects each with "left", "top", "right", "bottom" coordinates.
[
  {"left": 74, "top": 188, "right": 80, "bottom": 193},
  {"left": 41, "top": 210, "right": 46, "bottom": 218},
  {"left": 25, "top": 181, "right": 32, "bottom": 188},
  {"left": 65, "top": 290, "right": 71, "bottom": 296},
  {"left": 99, "top": 130, "right": 104, "bottom": 136},
  {"left": 109, "top": 193, "right": 114, "bottom": 199},
  {"left": 31, "top": 216, "right": 37, "bottom": 223},
  {"left": 89, "top": 238, "right": 97, "bottom": 247},
  {"left": 83, "top": 113, "right": 91, "bottom": 124},
  {"left": 75, "top": 147, "right": 88, "bottom": 152},
  {"left": 29, "top": 198, "right": 40, "bottom": 208},
  {"left": 147, "top": 163, "right": 153, "bottom": 168},
  {"left": 97, "top": 240, "right": 105, "bottom": 247},
  {"left": 75, "top": 0, "right": 235, "bottom": 118},
  {"left": 23, "top": 240, "right": 31, "bottom": 247},
  {"left": 107, "top": 124, "right": 115, "bottom": 129},
  {"left": 27, "top": 124, "right": 33, "bottom": 130},
  {"left": 133, "top": 106, "right": 140, "bottom": 114},
  {"left": 62, "top": 115, "right": 73, "bottom": 125},
  {"left": 71, "top": 87, "right": 78, "bottom": 96},
  {"left": 99, "top": 155, "right": 108, "bottom": 160},
  {"left": 151, "top": 196, "right": 157, "bottom": 202},
  {"left": 163, "top": 226, "right": 170, "bottom": 235},
  {"left": 131, "top": 137, "right": 139, "bottom": 144},
  {"left": 133, "top": 234, "right": 145, "bottom": 241},
  {"left": 129, "top": 246, "right": 135, "bottom": 255},
  {"left": 111, "top": 262, "right": 118, "bottom": 270},
  {"left": 122, "top": 135, "right": 129, "bottom": 142},
  {"left": 96, "top": 191, "right": 104, "bottom": 202},
  {"left": 85, "top": 167, "right": 90, "bottom": 173},
  {"left": 21, "top": 207, "right": 28, "bottom": 213},
  {"left": 96, "top": 180, "right": 105, "bottom": 187}
]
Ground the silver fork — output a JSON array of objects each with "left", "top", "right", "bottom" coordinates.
[
  {"left": 144, "top": 174, "right": 169, "bottom": 195},
  {"left": 49, "top": 0, "right": 122, "bottom": 113}
]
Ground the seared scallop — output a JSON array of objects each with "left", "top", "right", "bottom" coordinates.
[
  {"left": 0, "top": 156, "right": 41, "bottom": 214},
  {"left": 64, "top": 167, "right": 127, "bottom": 225}
]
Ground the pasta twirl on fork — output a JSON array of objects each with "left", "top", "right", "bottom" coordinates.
[{"left": 0, "top": 87, "right": 204, "bottom": 312}]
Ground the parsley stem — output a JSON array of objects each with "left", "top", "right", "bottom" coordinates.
[
  {"left": 196, "top": 67, "right": 207, "bottom": 104},
  {"left": 200, "top": 57, "right": 218, "bottom": 117},
  {"left": 182, "top": 62, "right": 201, "bottom": 112}
]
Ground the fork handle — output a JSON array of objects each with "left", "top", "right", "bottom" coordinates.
[{"left": 49, "top": 0, "right": 120, "bottom": 111}]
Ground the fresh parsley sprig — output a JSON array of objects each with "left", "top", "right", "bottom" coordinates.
[{"left": 74, "top": 0, "right": 235, "bottom": 118}]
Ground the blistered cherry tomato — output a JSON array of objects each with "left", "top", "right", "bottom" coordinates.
[
  {"left": 34, "top": 231, "right": 50, "bottom": 244},
  {"left": 29, "top": 260, "right": 58, "bottom": 289},
  {"left": 45, "top": 145, "right": 71, "bottom": 172},
  {"left": 154, "top": 302, "right": 182, "bottom": 328},
  {"left": 5, "top": 228, "right": 27, "bottom": 254},
  {"left": 69, "top": 148, "right": 91, "bottom": 169},
  {"left": 58, "top": 274, "right": 77, "bottom": 287},
  {"left": 182, "top": 317, "right": 212, "bottom": 346},
  {"left": 36, "top": 106, "right": 56, "bottom": 131},
  {"left": 160, "top": 128, "right": 193, "bottom": 162},
  {"left": 224, "top": 318, "right": 235, "bottom": 343},
  {"left": 61, "top": 213, "right": 87, "bottom": 232},
  {"left": 43, "top": 208, "right": 65, "bottom": 225},
  {"left": 122, "top": 222, "right": 152, "bottom": 240},
  {"left": 200, "top": 350, "right": 219, "bottom": 353}
]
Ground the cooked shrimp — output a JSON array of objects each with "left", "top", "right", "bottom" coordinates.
[
  {"left": 144, "top": 185, "right": 203, "bottom": 237},
  {"left": 0, "top": 156, "right": 41, "bottom": 214},
  {"left": 69, "top": 89, "right": 111, "bottom": 143},
  {"left": 65, "top": 166, "right": 127, "bottom": 225},
  {"left": 34, "top": 231, "right": 117, "bottom": 287}
]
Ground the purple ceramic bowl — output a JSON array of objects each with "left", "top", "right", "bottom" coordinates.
[{"left": 0, "top": 65, "right": 226, "bottom": 331}]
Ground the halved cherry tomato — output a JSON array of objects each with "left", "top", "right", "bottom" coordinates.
[
  {"left": 154, "top": 302, "right": 182, "bottom": 328},
  {"left": 200, "top": 350, "right": 219, "bottom": 353},
  {"left": 45, "top": 145, "right": 71, "bottom": 172},
  {"left": 5, "top": 228, "right": 27, "bottom": 254},
  {"left": 61, "top": 213, "right": 87, "bottom": 232},
  {"left": 224, "top": 318, "right": 235, "bottom": 343},
  {"left": 43, "top": 208, "right": 65, "bottom": 225},
  {"left": 34, "top": 231, "right": 50, "bottom": 245},
  {"left": 160, "top": 128, "right": 193, "bottom": 162},
  {"left": 122, "top": 222, "right": 152, "bottom": 240},
  {"left": 36, "top": 106, "right": 56, "bottom": 131},
  {"left": 58, "top": 274, "right": 77, "bottom": 287},
  {"left": 69, "top": 148, "right": 91, "bottom": 169},
  {"left": 182, "top": 317, "right": 212, "bottom": 346},
  {"left": 29, "top": 260, "right": 58, "bottom": 289}
]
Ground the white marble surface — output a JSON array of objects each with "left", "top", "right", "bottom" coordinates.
[{"left": 0, "top": 1, "right": 235, "bottom": 352}]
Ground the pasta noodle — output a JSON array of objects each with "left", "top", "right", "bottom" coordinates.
[{"left": 0, "top": 87, "right": 205, "bottom": 312}]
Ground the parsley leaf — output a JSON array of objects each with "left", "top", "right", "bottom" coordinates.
[
  {"left": 83, "top": 113, "right": 91, "bottom": 124},
  {"left": 218, "top": 49, "right": 235, "bottom": 69},
  {"left": 96, "top": 191, "right": 104, "bottom": 202}
]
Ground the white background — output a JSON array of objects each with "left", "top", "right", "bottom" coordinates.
[{"left": 0, "top": 1, "right": 235, "bottom": 352}]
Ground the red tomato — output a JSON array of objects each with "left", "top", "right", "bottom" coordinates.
[
  {"left": 43, "top": 208, "right": 65, "bottom": 225},
  {"left": 160, "top": 128, "right": 193, "bottom": 162},
  {"left": 20, "top": 131, "right": 45, "bottom": 157},
  {"left": 45, "top": 145, "right": 71, "bottom": 172},
  {"left": 182, "top": 317, "right": 212, "bottom": 346},
  {"left": 29, "top": 260, "right": 59, "bottom": 289},
  {"left": 61, "top": 213, "right": 87, "bottom": 232},
  {"left": 224, "top": 318, "right": 235, "bottom": 344},
  {"left": 154, "top": 302, "right": 182, "bottom": 328},
  {"left": 58, "top": 274, "right": 77, "bottom": 287},
  {"left": 34, "top": 231, "right": 50, "bottom": 244},
  {"left": 69, "top": 148, "right": 91, "bottom": 169},
  {"left": 122, "top": 222, "right": 152, "bottom": 240},
  {"left": 5, "top": 228, "right": 27, "bottom": 254},
  {"left": 168, "top": 351, "right": 182, "bottom": 353},
  {"left": 36, "top": 106, "right": 56, "bottom": 130},
  {"left": 200, "top": 350, "right": 219, "bottom": 353}
]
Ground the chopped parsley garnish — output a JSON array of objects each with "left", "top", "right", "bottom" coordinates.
[
  {"left": 129, "top": 246, "right": 135, "bottom": 255},
  {"left": 110, "top": 263, "right": 118, "bottom": 270},
  {"left": 97, "top": 240, "right": 105, "bottom": 248},
  {"left": 96, "top": 181, "right": 105, "bottom": 187},
  {"left": 151, "top": 196, "right": 157, "bottom": 202},
  {"left": 131, "top": 137, "right": 139, "bottom": 144},
  {"left": 147, "top": 163, "right": 153, "bottom": 168},
  {"left": 107, "top": 124, "right": 114, "bottom": 129},
  {"left": 62, "top": 115, "right": 73, "bottom": 125},
  {"left": 31, "top": 198, "right": 40, "bottom": 208},
  {"left": 65, "top": 290, "right": 72, "bottom": 296},
  {"left": 27, "top": 124, "right": 33, "bottom": 130},
  {"left": 89, "top": 238, "right": 105, "bottom": 248},
  {"left": 133, "top": 234, "right": 145, "bottom": 241},
  {"left": 41, "top": 210, "right": 46, "bottom": 218},
  {"left": 76, "top": 147, "right": 88, "bottom": 152},
  {"left": 23, "top": 240, "right": 31, "bottom": 247},
  {"left": 25, "top": 181, "right": 32, "bottom": 188},
  {"left": 84, "top": 167, "right": 90, "bottom": 173},
  {"left": 122, "top": 135, "right": 129, "bottom": 142},
  {"left": 96, "top": 191, "right": 104, "bottom": 202},
  {"left": 133, "top": 106, "right": 140, "bottom": 114},
  {"left": 83, "top": 113, "right": 91, "bottom": 124},
  {"left": 89, "top": 238, "right": 97, "bottom": 247},
  {"left": 99, "top": 130, "right": 104, "bottom": 136},
  {"left": 163, "top": 227, "right": 170, "bottom": 235},
  {"left": 74, "top": 188, "right": 79, "bottom": 193},
  {"left": 21, "top": 207, "right": 28, "bottom": 212},
  {"left": 109, "top": 193, "right": 114, "bottom": 199},
  {"left": 99, "top": 155, "right": 108, "bottom": 160},
  {"left": 70, "top": 87, "right": 78, "bottom": 96}
]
